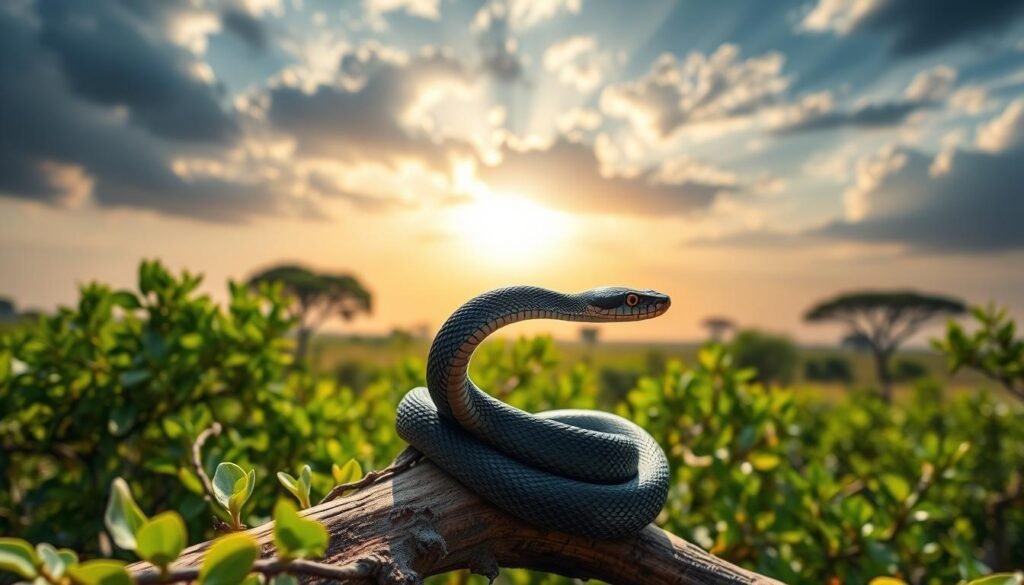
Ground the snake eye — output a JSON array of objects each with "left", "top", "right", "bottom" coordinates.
[{"left": 625, "top": 293, "right": 639, "bottom": 307}]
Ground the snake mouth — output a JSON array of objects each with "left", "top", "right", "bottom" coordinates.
[{"left": 584, "top": 298, "right": 671, "bottom": 322}]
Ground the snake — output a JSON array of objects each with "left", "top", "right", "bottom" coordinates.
[{"left": 395, "top": 286, "right": 671, "bottom": 538}]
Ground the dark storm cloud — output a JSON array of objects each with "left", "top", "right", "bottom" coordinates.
[
  {"left": 37, "top": 0, "right": 238, "bottom": 144},
  {"left": 221, "top": 7, "right": 270, "bottom": 52},
  {"left": 0, "top": 2, "right": 309, "bottom": 222},
  {"left": 478, "top": 139, "right": 728, "bottom": 216},
  {"left": 855, "top": 0, "right": 1024, "bottom": 56}
]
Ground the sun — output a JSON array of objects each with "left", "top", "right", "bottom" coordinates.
[{"left": 447, "top": 192, "right": 572, "bottom": 264}]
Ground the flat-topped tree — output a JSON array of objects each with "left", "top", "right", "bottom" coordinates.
[
  {"left": 701, "top": 316, "right": 736, "bottom": 343},
  {"left": 805, "top": 290, "right": 965, "bottom": 402},
  {"left": 248, "top": 264, "right": 372, "bottom": 363}
]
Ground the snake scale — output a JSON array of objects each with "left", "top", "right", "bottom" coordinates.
[{"left": 395, "top": 286, "right": 671, "bottom": 538}]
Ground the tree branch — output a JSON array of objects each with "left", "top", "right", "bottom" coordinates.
[{"left": 131, "top": 461, "right": 785, "bottom": 585}]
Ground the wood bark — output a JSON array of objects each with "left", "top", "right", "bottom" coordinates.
[{"left": 131, "top": 461, "right": 785, "bottom": 585}]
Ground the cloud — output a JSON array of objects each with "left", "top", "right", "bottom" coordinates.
[
  {"left": 799, "top": 0, "right": 1024, "bottom": 56},
  {"left": 976, "top": 98, "right": 1024, "bottom": 152},
  {"left": 0, "top": 1, "right": 306, "bottom": 222},
  {"left": 476, "top": 138, "right": 731, "bottom": 216},
  {"left": 364, "top": 0, "right": 440, "bottom": 21},
  {"left": 267, "top": 45, "right": 475, "bottom": 171},
  {"left": 37, "top": 0, "right": 238, "bottom": 144},
  {"left": 474, "top": 0, "right": 582, "bottom": 31},
  {"left": 699, "top": 101, "right": 1024, "bottom": 253},
  {"left": 472, "top": 2, "right": 526, "bottom": 82},
  {"left": 543, "top": 35, "right": 606, "bottom": 92},
  {"left": 600, "top": 45, "right": 789, "bottom": 142},
  {"left": 768, "top": 66, "right": 955, "bottom": 133},
  {"left": 220, "top": 7, "right": 270, "bottom": 52}
]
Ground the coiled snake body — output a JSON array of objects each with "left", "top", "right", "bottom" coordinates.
[{"left": 396, "top": 286, "right": 671, "bottom": 538}]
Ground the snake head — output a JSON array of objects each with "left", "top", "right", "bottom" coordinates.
[{"left": 581, "top": 287, "right": 671, "bottom": 321}]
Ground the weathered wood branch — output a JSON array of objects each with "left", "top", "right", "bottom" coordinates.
[{"left": 131, "top": 461, "right": 784, "bottom": 585}]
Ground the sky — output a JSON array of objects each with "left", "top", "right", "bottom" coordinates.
[{"left": 1, "top": 0, "right": 1023, "bottom": 344}]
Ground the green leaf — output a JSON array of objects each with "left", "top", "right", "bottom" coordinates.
[
  {"left": 331, "top": 459, "right": 363, "bottom": 486},
  {"left": 179, "top": 333, "right": 203, "bottom": 350},
  {"left": 966, "top": 574, "right": 1024, "bottom": 585},
  {"left": 105, "top": 478, "right": 148, "bottom": 551},
  {"left": 0, "top": 538, "right": 38, "bottom": 579},
  {"left": 136, "top": 512, "right": 188, "bottom": 569},
  {"left": 880, "top": 474, "right": 911, "bottom": 503},
  {"left": 748, "top": 452, "right": 781, "bottom": 472},
  {"left": 118, "top": 370, "right": 151, "bottom": 387},
  {"left": 272, "top": 500, "right": 328, "bottom": 560},
  {"left": 199, "top": 534, "right": 259, "bottom": 585},
  {"left": 214, "top": 463, "right": 253, "bottom": 525},
  {"left": 270, "top": 575, "right": 297, "bottom": 585},
  {"left": 67, "top": 561, "right": 133, "bottom": 585},
  {"left": 110, "top": 291, "right": 141, "bottom": 310},
  {"left": 37, "top": 543, "right": 68, "bottom": 579},
  {"left": 276, "top": 468, "right": 310, "bottom": 509}
]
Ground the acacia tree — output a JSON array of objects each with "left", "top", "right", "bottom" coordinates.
[
  {"left": 248, "top": 264, "right": 372, "bottom": 363},
  {"left": 805, "top": 290, "right": 965, "bottom": 402},
  {"left": 701, "top": 316, "right": 736, "bottom": 343}
]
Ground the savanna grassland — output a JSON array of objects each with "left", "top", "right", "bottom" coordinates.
[{"left": 1, "top": 262, "right": 1021, "bottom": 585}]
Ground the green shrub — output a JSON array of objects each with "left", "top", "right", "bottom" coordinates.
[
  {"left": 804, "top": 356, "right": 854, "bottom": 383},
  {"left": 1, "top": 263, "right": 1022, "bottom": 584},
  {"left": 730, "top": 329, "right": 799, "bottom": 386}
]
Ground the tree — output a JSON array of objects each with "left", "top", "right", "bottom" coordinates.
[
  {"left": 701, "top": 316, "right": 736, "bottom": 343},
  {"left": 579, "top": 326, "right": 600, "bottom": 346},
  {"left": 805, "top": 290, "right": 965, "bottom": 402},
  {"left": 0, "top": 297, "right": 14, "bottom": 320},
  {"left": 730, "top": 329, "right": 798, "bottom": 386},
  {"left": 248, "top": 264, "right": 372, "bottom": 363}
]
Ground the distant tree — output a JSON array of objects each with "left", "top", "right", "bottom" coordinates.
[
  {"left": 248, "top": 264, "right": 372, "bottom": 363},
  {"left": 701, "top": 316, "right": 736, "bottom": 343},
  {"left": 0, "top": 297, "right": 14, "bottom": 320},
  {"left": 731, "top": 329, "right": 799, "bottom": 386},
  {"left": 805, "top": 290, "right": 965, "bottom": 402},
  {"left": 579, "top": 326, "right": 600, "bottom": 346}
]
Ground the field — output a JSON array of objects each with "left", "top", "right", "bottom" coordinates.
[{"left": 310, "top": 334, "right": 993, "bottom": 401}]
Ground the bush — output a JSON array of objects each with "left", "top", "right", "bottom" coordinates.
[
  {"left": 804, "top": 355, "right": 853, "bottom": 383},
  {"left": 892, "top": 358, "right": 929, "bottom": 382},
  {"left": 0, "top": 261, "right": 412, "bottom": 554},
  {"left": 730, "top": 329, "right": 799, "bottom": 386},
  {"left": 2, "top": 263, "right": 1022, "bottom": 584}
]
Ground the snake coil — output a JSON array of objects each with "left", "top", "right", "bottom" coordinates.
[{"left": 396, "top": 286, "right": 671, "bottom": 538}]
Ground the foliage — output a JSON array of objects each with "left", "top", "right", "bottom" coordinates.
[
  {"left": 934, "top": 304, "right": 1024, "bottom": 402},
  {"left": 0, "top": 260, "right": 405, "bottom": 554},
  {"left": 891, "top": 359, "right": 928, "bottom": 383},
  {"left": 2, "top": 263, "right": 1022, "bottom": 584},
  {"left": 804, "top": 355, "right": 854, "bottom": 384},
  {"left": 730, "top": 330, "right": 799, "bottom": 386},
  {"left": 805, "top": 290, "right": 966, "bottom": 402},
  {"left": 0, "top": 477, "right": 335, "bottom": 585}
]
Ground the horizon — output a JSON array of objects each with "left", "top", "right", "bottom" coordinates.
[{"left": 2, "top": 0, "right": 1023, "bottom": 345}]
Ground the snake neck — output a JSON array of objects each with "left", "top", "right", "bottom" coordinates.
[{"left": 426, "top": 286, "right": 588, "bottom": 424}]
